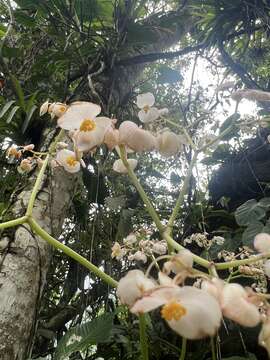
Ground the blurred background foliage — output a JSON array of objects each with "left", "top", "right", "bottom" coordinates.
[{"left": 2, "top": 0, "right": 270, "bottom": 359}]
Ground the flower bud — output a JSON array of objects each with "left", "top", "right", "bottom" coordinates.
[
  {"left": 157, "top": 131, "right": 183, "bottom": 157},
  {"left": 254, "top": 233, "right": 270, "bottom": 253}
]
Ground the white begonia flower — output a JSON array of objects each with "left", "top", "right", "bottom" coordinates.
[
  {"left": 111, "top": 242, "right": 125, "bottom": 260},
  {"left": 201, "top": 278, "right": 224, "bottom": 302},
  {"left": 152, "top": 242, "right": 167, "bottom": 255},
  {"left": 264, "top": 260, "right": 270, "bottom": 277},
  {"left": 113, "top": 158, "right": 138, "bottom": 174},
  {"left": 259, "top": 319, "right": 270, "bottom": 357},
  {"left": 123, "top": 233, "right": 137, "bottom": 245},
  {"left": 40, "top": 100, "right": 50, "bottom": 116},
  {"left": 131, "top": 285, "right": 222, "bottom": 340},
  {"left": 116, "top": 270, "right": 156, "bottom": 307},
  {"left": 221, "top": 283, "right": 261, "bottom": 327},
  {"left": 157, "top": 131, "right": 184, "bottom": 157},
  {"left": 163, "top": 249, "right": 193, "bottom": 275},
  {"left": 133, "top": 250, "right": 147, "bottom": 263},
  {"left": 254, "top": 233, "right": 270, "bottom": 253},
  {"left": 119, "top": 121, "right": 157, "bottom": 152},
  {"left": 136, "top": 93, "right": 160, "bottom": 123},
  {"left": 57, "top": 101, "right": 101, "bottom": 130},
  {"left": 104, "top": 128, "right": 119, "bottom": 150},
  {"left": 56, "top": 149, "right": 80, "bottom": 173},
  {"left": 48, "top": 102, "right": 68, "bottom": 118}
]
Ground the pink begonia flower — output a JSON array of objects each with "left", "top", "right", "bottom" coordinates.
[
  {"left": 259, "top": 318, "right": 270, "bottom": 356},
  {"left": 201, "top": 278, "right": 224, "bottom": 302},
  {"left": 56, "top": 149, "right": 80, "bottom": 173},
  {"left": 113, "top": 158, "right": 138, "bottom": 174},
  {"left": 221, "top": 283, "right": 261, "bottom": 327},
  {"left": 254, "top": 233, "right": 270, "bottom": 253},
  {"left": 131, "top": 285, "right": 222, "bottom": 339},
  {"left": 119, "top": 121, "right": 157, "bottom": 152},
  {"left": 116, "top": 270, "right": 156, "bottom": 307},
  {"left": 157, "top": 130, "right": 184, "bottom": 157},
  {"left": 163, "top": 249, "right": 193, "bottom": 275},
  {"left": 49, "top": 102, "right": 68, "bottom": 118},
  {"left": 136, "top": 93, "right": 165, "bottom": 123}
]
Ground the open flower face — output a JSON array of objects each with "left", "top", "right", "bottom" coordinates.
[
  {"left": 117, "top": 270, "right": 156, "bottom": 307},
  {"left": 56, "top": 149, "right": 80, "bottom": 173},
  {"left": 137, "top": 93, "right": 160, "bottom": 123},
  {"left": 221, "top": 283, "right": 261, "bottom": 327},
  {"left": 131, "top": 286, "right": 222, "bottom": 340}
]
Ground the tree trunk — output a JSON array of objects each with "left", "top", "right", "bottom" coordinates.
[{"left": 0, "top": 166, "right": 75, "bottom": 360}]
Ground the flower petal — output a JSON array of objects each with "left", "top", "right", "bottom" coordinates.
[
  {"left": 113, "top": 159, "right": 138, "bottom": 174},
  {"left": 138, "top": 107, "right": 160, "bottom": 123},
  {"left": 136, "top": 93, "right": 155, "bottom": 108}
]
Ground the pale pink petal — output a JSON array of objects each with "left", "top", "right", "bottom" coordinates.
[
  {"left": 40, "top": 100, "right": 49, "bottom": 116},
  {"left": 120, "top": 123, "right": 157, "bottom": 152},
  {"left": 131, "top": 294, "right": 166, "bottom": 314},
  {"left": 104, "top": 128, "right": 120, "bottom": 150},
  {"left": 113, "top": 159, "right": 138, "bottom": 174},
  {"left": 254, "top": 233, "right": 270, "bottom": 253},
  {"left": 157, "top": 131, "right": 184, "bottom": 157},
  {"left": 136, "top": 93, "right": 155, "bottom": 108}
]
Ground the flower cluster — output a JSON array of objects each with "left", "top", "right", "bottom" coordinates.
[
  {"left": 183, "top": 232, "right": 225, "bottom": 249},
  {"left": 40, "top": 93, "right": 187, "bottom": 174},
  {"left": 6, "top": 143, "right": 41, "bottom": 174},
  {"left": 116, "top": 248, "right": 266, "bottom": 341},
  {"left": 111, "top": 232, "right": 167, "bottom": 263}
]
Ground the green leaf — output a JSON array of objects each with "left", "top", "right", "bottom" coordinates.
[
  {"left": 10, "top": 75, "right": 26, "bottom": 111},
  {"left": 242, "top": 221, "right": 263, "bottom": 247},
  {"left": 0, "top": 100, "right": 16, "bottom": 118},
  {"left": 219, "top": 113, "right": 240, "bottom": 140},
  {"left": 235, "top": 199, "right": 266, "bottom": 226},
  {"left": 259, "top": 197, "right": 270, "bottom": 209},
  {"left": 22, "top": 105, "right": 37, "bottom": 133},
  {"left": 54, "top": 313, "right": 113, "bottom": 360},
  {"left": 6, "top": 106, "right": 20, "bottom": 124}
]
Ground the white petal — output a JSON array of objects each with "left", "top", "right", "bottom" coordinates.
[
  {"left": 113, "top": 159, "right": 138, "bottom": 174},
  {"left": 221, "top": 283, "right": 260, "bottom": 327},
  {"left": 56, "top": 149, "right": 80, "bottom": 173},
  {"left": 40, "top": 100, "right": 49, "bottom": 116},
  {"left": 58, "top": 102, "right": 101, "bottom": 130},
  {"left": 157, "top": 131, "right": 184, "bottom": 157},
  {"left": 264, "top": 260, "right": 270, "bottom": 277},
  {"left": 138, "top": 107, "right": 160, "bottom": 123},
  {"left": 254, "top": 233, "right": 270, "bottom": 253},
  {"left": 117, "top": 270, "right": 155, "bottom": 307},
  {"left": 136, "top": 93, "right": 155, "bottom": 108}
]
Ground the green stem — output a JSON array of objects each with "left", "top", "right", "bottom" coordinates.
[
  {"left": 28, "top": 217, "right": 118, "bottom": 288},
  {"left": 211, "top": 337, "right": 216, "bottom": 360},
  {"left": 0, "top": 216, "right": 28, "bottom": 230},
  {"left": 163, "top": 232, "right": 211, "bottom": 268},
  {"left": 26, "top": 154, "right": 49, "bottom": 217},
  {"left": 216, "top": 252, "right": 270, "bottom": 270},
  {"left": 139, "top": 314, "right": 149, "bottom": 360},
  {"left": 179, "top": 338, "right": 187, "bottom": 360},
  {"left": 167, "top": 152, "right": 198, "bottom": 234},
  {"left": 198, "top": 124, "right": 236, "bottom": 153},
  {"left": 119, "top": 146, "right": 164, "bottom": 233}
]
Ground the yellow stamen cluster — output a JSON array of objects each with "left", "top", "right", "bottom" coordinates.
[
  {"left": 60, "top": 106, "right": 66, "bottom": 113},
  {"left": 66, "top": 156, "right": 77, "bottom": 167},
  {"left": 143, "top": 105, "right": 150, "bottom": 113},
  {"left": 80, "top": 119, "right": 96, "bottom": 132},
  {"left": 161, "top": 301, "right": 187, "bottom": 321}
]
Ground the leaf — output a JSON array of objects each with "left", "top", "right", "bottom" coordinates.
[
  {"left": 242, "top": 221, "right": 263, "bottom": 247},
  {"left": 22, "top": 105, "right": 37, "bottom": 133},
  {"left": 10, "top": 75, "right": 25, "bottom": 111},
  {"left": 6, "top": 106, "right": 20, "bottom": 124},
  {"left": 219, "top": 113, "right": 240, "bottom": 140},
  {"left": 54, "top": 313, "right": 113, "bottom": 360},
  {"left": 235, "top": 199, "right": 266, "bottom": 226},
  {"left": 259, "top": 197, "right": 270, "bottom": 209},
  {"left": 157, "top": 66, "right": 183, "bottom": 84},
  {"left": 105, "top": 195, "right": 126, "bottom": 210},
  {"left": 0, "top": 100, "right": 16, "bottom": 118}
]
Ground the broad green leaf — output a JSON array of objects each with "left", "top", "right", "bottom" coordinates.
[
  {"left": 22, "top": 105, "right": 37, "bottom": 133},
  {"left": 0, "top": 100, "right": 16, "bottom": 118},
  {"left": 235, "top": 199, "right": 266, "bottom": 226},
  {"left": 242, "top": 221, "right": 263, "bottom": 247},
  {"left": 6, "top": 106, "right": 20, "bottom": 124},
  {"left": 54, "top": 313, "right": 113, "bottom": 360},
  {"left": 259, "top": 197, "right": 270, "bottom": 209},
  {"left": 10, "top": 75, "right": 25, "bottom": 111}
]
